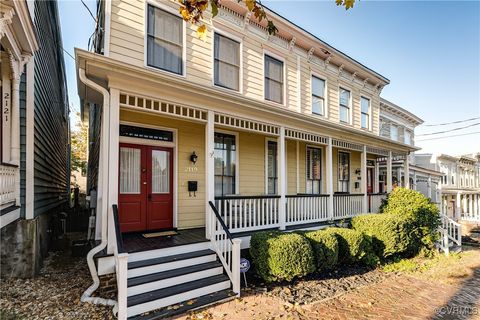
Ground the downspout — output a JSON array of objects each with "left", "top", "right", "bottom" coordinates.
[{"left": 78, "top": 68, "right": 117, "bottom": 311}]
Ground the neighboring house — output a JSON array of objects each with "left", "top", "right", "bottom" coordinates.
[
  {"left": 0, "top": 0, "right": 70, "bottom": 277},
  {"left": 378, "top": 98, "right": 443, "bottom": 203},
  {"left": 76, "top": 1, "right": 422, "bottom": 318},
  {"left": 416, "top": 153, "right": 480, "bottom": 221}
]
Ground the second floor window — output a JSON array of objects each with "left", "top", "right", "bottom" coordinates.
[
  {"left": 390, "top": 125, "right": 398, "bottom": 141},
  {"left": 339, "top": 88, "right": 350, "bottom": 123},
  {"left": 214, "top": 33, "right": 240, "bottom": 91},
  {"left": 147, "top": 5, "right": 183, "bottom": 75},
  {"left": 361, "top": 97, "right": 370, "bottom": 129},
  {"left": 312, "top": 76, "right": 325, "bottom": 115},
  {"left": 264, "top": 55, "right": 283, "bottom": 104},
  {"left": 405, "top": 131, "right": 412, "bottom": 145}
]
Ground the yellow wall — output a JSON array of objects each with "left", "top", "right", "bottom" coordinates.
[{"left": 238, "top": 131, "right": 266, "bottom": 195}]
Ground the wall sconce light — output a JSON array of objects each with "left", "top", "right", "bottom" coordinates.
[
  {"left": 190, "top": 151, "right": 198, "bottom": 164},
  {"left": 355, "top": 169, "right": 361, "bottom": 175}
]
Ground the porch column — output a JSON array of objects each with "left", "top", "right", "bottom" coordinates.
[
  {"left": 361, "top": 146, "right": 367, "bottom": 213},
  {"left": 438, "top": 179, "right": 443, "bottom": 215},
  {"left": 1, "top": 55, "right": 11, "bottom": 162},
  {"left": 11, "top": 76, "right": 21, "bottom": 206},
  {"left": 387, "top": 151, "right": 393, "bottom": 193},
  {"left": 469, "top": 194, "right": 473, "bottom": 216},
  {"left": 278, "top": 126, "right": 286, "bottom": 230},
  {"left": 326, "top": 137, "right": 334, "bottom": 219},
  {"left": 456, "top": 192, "right": 461, "bottom": 219},
  {"left": 413, "top": 171, "right": 418, "bottom": 191},
  {"left": 474, "top": 194, "right": 479, "bottom": 217},
  {"left": 25, "top": 58, "right": 35, "bottom": 219},
  {"left": 374, "top": 159, "right": 380, "bottom": 193},
  {"left": 205, "top": 110, "right": 215, "bottom": 239},
  {"left": 404, "top": 153, "right": 410, "bottom": 189},
  {"left": 107, "top": 88, "right": 120, "bottom": 254},
  {"left": 427, "top": 176, "right": 432, "bottom": 199}
]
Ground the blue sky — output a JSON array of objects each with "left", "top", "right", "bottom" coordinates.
[{"left": 59, "top": 0, "right": 480, "bottom": 156}]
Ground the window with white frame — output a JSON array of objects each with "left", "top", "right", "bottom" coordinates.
[
  {"left": 312, "top": 76, "right": 325, "bottom": 115},
  {"left": 214, "top": 33, "right": 240, "bottom": 91},
  {"left": 306, "top": 147, "right": 322, "bottom": 194},
  {"left": 339, "top": 88, "right": 350, "bottom": 123},
  {"left": 214, "top": 132, "right": 236, "bottom": 196},
  {"left": 338, "top": 151, "right": 350, "bottom": 192},
  {"left": 360, "top": 97, "right": 370, "bottom": 129},
  {"left": 147, "top": 5, "right": 183, "bottom": 75},
  {"left": 390, "top": 125, "right": 399, "bottom": 141},
  {"left": 405, "top": 130, "right": 412, "bottom": 145},
  {"left": 264, "top": 55, "right": 284, "bottom": 104},
  {"left": 266, "top": 141, "right": 278, "bottom": 194}
]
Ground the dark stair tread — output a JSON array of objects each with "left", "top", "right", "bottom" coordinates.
[
  {"left": 128, "top": 249, "right": 216, "bottom": 270},
  {"left": 128, "top": 261, "right": 223, "bottom": 287},
  {"left": 127, "top": 274, "right": 230, "bottom": 307},
  {"left": 128, "top": 289, "right": 236, "bottom": 320}
]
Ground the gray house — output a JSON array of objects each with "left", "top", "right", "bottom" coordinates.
[{"left": 1, "top": 0, "right": 70, "bottom": 278}]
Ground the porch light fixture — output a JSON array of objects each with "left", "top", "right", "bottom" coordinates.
[
  {"left": 355, "top": 169, "right": 361, "bottom": 175},
  {"left": 190, "top": 151, "right": 198, "bottom": 164}
]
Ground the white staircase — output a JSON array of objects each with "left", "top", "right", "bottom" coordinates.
[
  {"left": 438, "top": 215, "right": 462, "bottom": 255},
  {"left": 125, "top": 242, "right": 234, "bottom": 319}
]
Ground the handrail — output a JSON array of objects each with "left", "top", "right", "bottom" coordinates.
[
  {"left": 333, "top": 193, "right": 365, "bottom": 197},
  {"left": 112, "top": 204, "right": 125, "bottom": 253},
  {"left": 367, "top": 192, "right": 388, "bottom": 196},
  {"left": 209, "top": 201, "right": 233, "bottom": 243},
  {"left": 286, "top": 193, "right": 330, "bottom": 198},
  {"left": 215, "top": 194, "right": 281, "bottom": 200}
]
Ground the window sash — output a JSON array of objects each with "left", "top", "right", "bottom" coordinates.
[
  {"left": 391, "top": 125, "right": 399, "bottom": 140},
  {"left": 312, "top": 76, "right": 325, "bottom": 115},
  {"left": 265, "top": 55, "right": 284, "bottom": 103},
  {"left": 214, "top": 33, "right": 240, "bottom": 91},
  {"left": 338, "top": 152, "right": 350, "bottom": 192},
  {"left": 361, "top": 97, "right": 370, "bottom": 129},
  {"left": 267, "top": 141, "right": 278, "bottom": 194},
  {"left": 214, "top": 133, "right": 236, "bottom": 196},
  {"left": 339, "top": 88, "right": 350, "bottom": 123},
  {"left": 306, "top": 147, "right": 322, "bottom": 194}
]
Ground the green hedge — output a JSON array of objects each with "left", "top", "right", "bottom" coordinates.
[
  {"left": 249, "top": 231, "right": 315, "bottom": 282},
  {"left": 322, "top": 227, "right": 377, "bottom": 266},
  {"left": 303, "top": 230, "right": 339, "bottom": 271},
  {"left": 382, "top": 188, "right": 440, "bottom": 253},
  {"left": 351, "top": 214, "right": 411, "bottom": 259}
]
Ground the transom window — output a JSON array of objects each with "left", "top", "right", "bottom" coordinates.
[
  {"left": 214, "top": 33, "right": 240, "bottom": 91},
  {"left": 264, "top": 55, "right": 284, "bottom": 104},
  {"left": 339, "top": 88, "right": 350, "bottom": 123},
  {"left": 306, "top": 147, "right": 322, "bottom": 194},
  {"left": 266, "top": 141, "right": 278, "bottom": 194},
  {"left": 361, "top": 97, "right": 370, "bottom": 129},
  {"left": 214, "top": 133, "right": 236, "bottom": 196},
  {"left": 312, "top": 76, "right": 325, "bottom": 115},
  {"left": 338, "top": 151, "right": 350, "bottom": 193},
  {"left": 147, "top": 5, "right": 183, "bottom": 75}
]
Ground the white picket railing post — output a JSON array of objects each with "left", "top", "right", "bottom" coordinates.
[
  {"left": 232, "top": 238, "right": 242, "bottom": 295},
  {"left": 116, "top": 252, "right": 129, "bottom": 320}
]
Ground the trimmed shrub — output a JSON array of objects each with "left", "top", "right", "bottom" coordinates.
[
  {"left": 382, "top": 188, "right": 440, "bottom": 253},
  {"left": 351, "top": 214, "right": 411, "bottom": 259},
  {"left": 249, "top": 231, "right": 315, "bottom": 282},
  {"left": 323, "top": 227, "right": 377, "bottom": 266},
  {"left": 303, "top": 230, "right": 339, "bottom": 271}
]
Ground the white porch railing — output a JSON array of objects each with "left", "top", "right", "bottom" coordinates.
[
  {"left": 368, "top": 193, "right": 387, "bottom": 213},
  {"left": 112, "top": 205, "right": 128, "bottom": 320},
  {"left": 1, "top": 164, "right": 18, "bottom": 208},
  {"left": 438, "top": 215, "right": 462, "bottom": 255},
  {"left": 215, "top": 195, "right": 280, "bottom": 233},
  {"left": 461, "top": 212, "right": 480, "bottom": 222},
  {"left": 209, "top": 201, "right": 241, "bottom": 295},
  {"left": 286, "top": 194, "right": 329, "bottom": 226},
  {"left": 333, "top": 194, "right": 364, "bottom": 219}
]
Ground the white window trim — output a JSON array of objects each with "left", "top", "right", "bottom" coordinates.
[
  {"left": 262, "top": 49, "right": 287, "bottom": 107},
  {"left": 310, "top": 72, "right": 328, "bottom": 118},
  {"left": 211, "top": 27, "right": 243, "bottom": 94},
  {"left": 118, "top": 120, "right": 179, "bottom": 228},
  {"left": 144, "top": 1, "right": 187, "bottom": 78},
  {"left": 360, "top": 95, "right": 372, "bottom": 131},
  {"left": 265, "top": 137, "right": 278, "bottom": 194},
  {"left": 338, "top": 85, "right": 353, "bottom": 125},
  {"left": 305, "top": 144, "right": 325, "bottom": 194},
  {"left": 214, "top": 129, "right": 240, "bottom": 195}
]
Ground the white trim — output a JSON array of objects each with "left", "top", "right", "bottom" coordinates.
[
  {"left": 25, "top": 57, "right": 34, "bottom": 219},
  {"left": 262, "top": 49, "right": 287, "bottom": 107},
  {"left": 338, "top": 85, "right": 353, "bottom": 125},
  {"left": 104, "top": 0, "right": 112, "bottom": 56},
  {"left": 144, "top": 1, "right": 187, "bottom": 78},
  {"left": 0, "top": 207, "right": 20, "bottom": 229},
  {"left": 214, "top": 128, "right": 240, "bottom": 195},
  {"left": 310, "top": 71, "right": 328, "bottom": 118},
  {"left": 211, "top": 27, "right": 243, "bottom": 94},
  {"left": 118, "top": 120, "right": 179, "bottom": 228}
]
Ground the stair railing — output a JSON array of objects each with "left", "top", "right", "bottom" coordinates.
[
  {"left": 112, "top": 204, "right": 128, "bottom": 319},
  {"left": 438, "top": 214, "right": 462, "bottom": 255},
  {"left": 209, "top": 201, "right": 241, "bottom": 295}
]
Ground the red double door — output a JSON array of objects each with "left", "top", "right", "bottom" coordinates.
[{"left": 118, "top": 143, "right": 173, "bottom": 233}]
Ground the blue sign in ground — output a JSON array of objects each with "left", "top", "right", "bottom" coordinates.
[{"left": 240, "top": 258, "right": 250, "bottom": 273}]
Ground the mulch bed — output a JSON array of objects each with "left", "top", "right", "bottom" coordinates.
[
  {"left": 0, "top": 251, "right": 115, "bottom": 320},
  {"left": 242, "top": 265, "right": 391, "bottom": 305}
]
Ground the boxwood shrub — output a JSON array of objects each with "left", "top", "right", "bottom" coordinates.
[
  {"left": 322, "top": 227, "right": 377, "bottom": 266},
  {"left": 249, "top": 231, "right": 315, "bottom": 282},
  {"left": 382, "top": 187, "right": 440, "bottom": 253},
  {"left": 351, "top": 214, "right": 411, "bottom": 259},
  {"left": 303, "top": 230, "right": 339, "bottom": 271}
]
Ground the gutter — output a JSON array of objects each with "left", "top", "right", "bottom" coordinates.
[{"left": 78, "top": 68, "right": 117, "bottom": 313}]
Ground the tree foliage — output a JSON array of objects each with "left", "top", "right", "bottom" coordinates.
[
  {"left": 178, "top": 0, "right": 356, "bottom": 38},
  {"left": 71, "top": 112, "right": 88, "bottom": 175}
]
